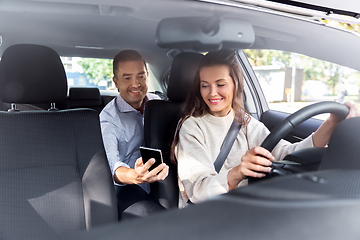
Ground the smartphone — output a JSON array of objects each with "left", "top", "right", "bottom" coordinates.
[{"left": 139, "top": 146, "right": 164, "bottom": 171}]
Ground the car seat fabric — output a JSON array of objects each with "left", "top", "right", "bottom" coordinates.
[
  {"left": 0, "top": 110, "right": 117, "bottom": 239},
  {"left": 319, "top": 117, "right": 360, "bottom": 170},
  {"left": 68, "top": 87, "right": 103, "bottom": 113},
  {"left": 144, "top": 52, "right": 203, "bottom": 209},
  {"left": 0, "top": 44, "right": 117, "bottom": 239}
]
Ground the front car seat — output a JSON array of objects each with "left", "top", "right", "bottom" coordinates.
[
  {"left": 144, "top": 52, "right": 203, "bottom": 209},
  {"left": 0, "top": 44, "right": 117, "bottom": 240}
]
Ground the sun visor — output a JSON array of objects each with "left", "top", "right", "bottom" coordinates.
[{"left": 155, "top": 17, "right": 255, "bottom": 51}]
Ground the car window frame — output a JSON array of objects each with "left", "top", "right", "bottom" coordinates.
[{"left": 236, "top": 50, "right": 269, "bottom": 120}]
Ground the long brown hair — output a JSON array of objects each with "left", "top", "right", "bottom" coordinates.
[{"left": 170, "top": 49, "right": 250, "bottom": 163}]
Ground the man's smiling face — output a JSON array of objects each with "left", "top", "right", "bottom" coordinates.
[{"left": 113, "top": 60, "right": 149, "bottom": 111}]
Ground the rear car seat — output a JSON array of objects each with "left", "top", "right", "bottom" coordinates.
[{"left": 0, "top": 44, "right": 117, "bottom": 239}]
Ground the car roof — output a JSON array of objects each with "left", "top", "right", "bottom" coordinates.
[{"left": 0, "top": 0, "right": 360, "bottom": 76}]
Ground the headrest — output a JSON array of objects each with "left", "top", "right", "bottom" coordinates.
[
  {"left": 68, "top": 87, "right": 102, "bottom": 110},
  {"left": 167, "top": 52, "right": 203, "bottom": 102},
  {"left": 69, "top": 87, "right": 101, "bottom": 101},
  {"left": 0, "top": 44, "right": 67, "bottom": 104}
]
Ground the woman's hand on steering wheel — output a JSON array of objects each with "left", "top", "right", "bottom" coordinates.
[
  {"left": 227, "top": 147, "right": 274, "bottom": 190},
  {"left": 344, "top": 102, "right": 360, "bottom": 119},
  {"left": 248, "top": 101, "right": 350, "bottom": 184},
  {"left": 326, "top": 102, "right": 358, "bottom": 127},
  {"left": 240, "top": 146, "right": 275, "bottom": 178},
  {"left": 313, "top": 102, "right": 359, "bottom": 147}
]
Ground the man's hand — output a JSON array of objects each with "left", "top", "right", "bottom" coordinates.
[{"left": 114, "top": 157, "right": 169, "bottom": 185}]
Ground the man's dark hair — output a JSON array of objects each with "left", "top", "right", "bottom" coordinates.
[{"left": 113, "top": 50, "right": 147, "bottom": 76}]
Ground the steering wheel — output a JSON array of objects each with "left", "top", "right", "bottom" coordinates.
[{"left": 249, "top": 101, "right": 349, "bottom": 183}]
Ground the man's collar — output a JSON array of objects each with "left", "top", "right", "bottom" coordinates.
[{"left": 116, "top": 94, "right": 149, "bottom": 113}]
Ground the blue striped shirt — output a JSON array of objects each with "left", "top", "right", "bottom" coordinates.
[{"left": 99, "top": 93, "right": 160, "bottom": 193}]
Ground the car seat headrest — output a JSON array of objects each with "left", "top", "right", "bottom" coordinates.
[
  {"left": 69, "top": 87, "right": 101, "bottom": 101},
  {"left": 167, "top": 52, "right": 203, "bottom": 102},
  {"left": 68, "top": 87, "right": 102, "bottom": 110},
  {"left": 0, "top": 44, "right": 67, "bottom": 104}
]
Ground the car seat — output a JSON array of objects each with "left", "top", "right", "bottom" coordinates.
[
  {"left": 0, "top": 44, "right": 117, "bottom": 240},
  {"left": 67, "top": 87, "right": 103, "bottom": 113},
  {"left": 144, "top": 52, "right": 203, "bottom": 209}
]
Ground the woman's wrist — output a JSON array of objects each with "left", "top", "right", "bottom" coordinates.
[
  {"left": 326, "top": 114, "right": 341, "bottom": 126},
  {"left": 227, "top": 167, "right": 245, "bottom": 190},
  {"left": 312, "top": 114, "right": 339, "bottom": 147}
]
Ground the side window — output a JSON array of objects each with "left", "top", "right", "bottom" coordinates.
[{"left": 244, "top": 50, "right": 360, "bottom": 120}]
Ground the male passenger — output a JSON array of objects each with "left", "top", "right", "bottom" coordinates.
[{"left": 100, "top": 50, "right": 169, "bottom": 220}]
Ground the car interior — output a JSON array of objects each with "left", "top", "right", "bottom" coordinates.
[
  {"left": 0, "top": 44, "right": 118, "bottom": 239},
  {"left": 144, "top": 52, "right": 205, "bottom": 209},
  {"left": 67, "top": 87, "right": 103, "bottom": 113},
  {"left": 1, "top": 0, "right": 360, "bottom": 239}
]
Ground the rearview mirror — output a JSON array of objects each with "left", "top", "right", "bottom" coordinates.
[{"left": 155, "top": 16, "right": 255, "bottom": 51}]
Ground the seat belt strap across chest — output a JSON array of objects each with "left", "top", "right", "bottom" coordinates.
[{"left": 214, "top": 119, "right": 242, "bottom": 173}]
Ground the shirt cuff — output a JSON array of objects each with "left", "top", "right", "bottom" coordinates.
[
  {"left": 207, "top": 169, "right": 231, "bottom": 198},
  {"left": 297, "top": 132, "right": 314, "bottom": 149}
]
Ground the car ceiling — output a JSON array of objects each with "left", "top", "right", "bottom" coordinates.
[{"left": 1, "top": 0, "right": 360, "bottom": 79}]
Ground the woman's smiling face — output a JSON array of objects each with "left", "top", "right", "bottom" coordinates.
[{"left": 199, "top": 65, "right": 235, "bottom": 117}]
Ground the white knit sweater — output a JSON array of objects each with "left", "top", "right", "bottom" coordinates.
[{"left": 175, "top": 110, "right": 313, "bottom": 208}]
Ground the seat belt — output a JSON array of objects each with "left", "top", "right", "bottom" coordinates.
[{"left": 214, "top": 119, "right": 242, "bottom": 173}]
